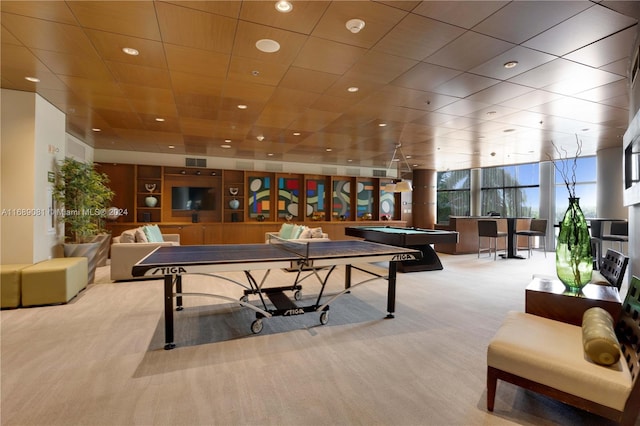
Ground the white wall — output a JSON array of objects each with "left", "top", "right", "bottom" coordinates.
[{"left": 0, "top": 89, "right": 91, "bottom": 264}]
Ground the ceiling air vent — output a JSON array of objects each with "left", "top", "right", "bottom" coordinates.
[
  {"left": 373, "top": 169, "right": 387, "bottom": 177},
  {"left": 185, "top": 158, "right": 206, "bottom": 167}
]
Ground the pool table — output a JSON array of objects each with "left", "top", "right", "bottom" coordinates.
[{"left": 345, "top": 226, "right": 459, "bottom": 272}]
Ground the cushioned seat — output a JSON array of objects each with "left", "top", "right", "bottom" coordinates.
[
  {"left": 21, "top": 258, "right": 88, "bottom": 306},
  {"left": 488, "top": 311, "right": 632, "bottom": 411},
  {"left": 1, "top": 264, "right": 30, "bottom": 308}
]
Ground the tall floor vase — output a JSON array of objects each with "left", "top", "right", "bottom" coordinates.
[{"left": 556, "top": 197, "right": 592, "bottom": 293}]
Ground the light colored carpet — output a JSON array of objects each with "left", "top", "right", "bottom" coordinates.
[{"left": 1, "top": 252, "right": 634, "bottom": 426}]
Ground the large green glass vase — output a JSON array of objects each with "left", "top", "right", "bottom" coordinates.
[{"left": 556, "top": 197, "right": 592, "bottom": 292}]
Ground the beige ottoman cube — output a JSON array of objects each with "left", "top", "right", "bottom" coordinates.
[
  {"left": 21, "top": 258, "right": 88, "bottom": 306},
  {"left": 1, "top": 264, "right": 31, "bottom": 308}
]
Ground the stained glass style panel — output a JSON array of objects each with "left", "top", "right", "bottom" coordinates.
[
  {"left": 356, "top": 180, "right": 374, "bottom": 219},
  {"left": 278, "top": 177, "right": 300, "bottom": 218},
  {"left": 332, "top": 179, "right": 351, "bottom": 220},
  {"left": 306, "top": 179, "right": 326, "bottom": 219},
  {"left": 248, "top": 176, "right": 271, "bottom": 219}
]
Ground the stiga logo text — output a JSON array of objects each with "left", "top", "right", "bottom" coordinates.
[
  {"left": 284, "top": 308, "right": 305, "bottom": 316},
  {"left": 151, "top": 267, "right": 187, "bottom": 275}
]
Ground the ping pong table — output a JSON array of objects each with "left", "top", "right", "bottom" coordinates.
[{"left": 132, "top": 239, "right": 421, "bottom": 349}]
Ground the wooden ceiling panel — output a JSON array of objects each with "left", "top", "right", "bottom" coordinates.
[
  {"left": 311, "top": 1, "right": 408, "bottom": 49},
  {"left": 432, "top": 73, "right": 500, "bottom": 98},
  {"left": 227, "top": 57, "right": 289, "bottom": 87},
  {"left": 344, "top": 51, "right": 418, "bottom": 85},
  {"left": 0, "top": 1, "right": 76, "bottom": 25},
  {"left": 169, "top": 72, "right": 225, "bottom": 97},
  {"left": 1, "top": 12, "right": 96, "bottom": 56},
  {"left": 425, "top": 31, "right": 514, "bottom": 72},
  {"left": 162, "top": 1, "right": 242, "bottom": 19},
  {"left": 373, "top": 13, "right": 465, "bottom": 61},
  {"left": 287, "top": 109, "right": 342, "bottom": 133},
  {"left": 164, "top": 45, "right": 229, "bottom": 78},
  {"left": 32, "top": 48, "right": 112, "bottom": 81},
  {"left": 155, "top": 1, "right": 237, "bottom": 53},
  {"left": 472, "top": 1, "right": 591, "bottom": 44},
  {"left": 1, "top": 1, "right": 636, "bottom": 170},
  {"left": 412, "top": 1, "right": 507, "bottom": 29},
  {"left": 392, "top": 63, "right": 461, "bottom": 92},
  {"left": 564, "top": 26, "right": 637, "bottom": 68},
  {"left": 67, "top": 1, "right": 161, "bottom": 40},
  {"left": 86, "top": 30, "right": 167, "bottom": 69},
  {"left": 279, "top": 67, "right": 340, "bottom": 94},
  {"left": 293, "top": 37, "right": 367, "bottom": 75},
  {"left": 523, "top": 5, "right": 637, "bottom": 56},
  {"left": 106, "top": 61, "right": 172, "bottom": 89},
  {"left": 232, "top": 20, "right": 308, "bottom": 65},
  {"left": 239, "top": 1, "right": 329, "bottom": 34},
  {"left": 469, "top": 46, "right": 556, "bottom": 81}
]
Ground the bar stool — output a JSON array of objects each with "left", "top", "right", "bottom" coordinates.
[
  {"left": 478, "top": 220, "right": 508, "bottom": 260},
  {"left": 601, "top": 221, "right": 628, "bottom": 253},
  {"left": 515, "top": 219, "right": 547, "bottom": 258}
]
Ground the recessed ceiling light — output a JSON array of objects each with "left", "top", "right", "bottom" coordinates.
[
  {"left": 503, "top": 61, "right": 518, "bottom": 69},
  {"left": 267, "top": 153, "right": 274, "bottom": 156},
  {"left": 92, "top": 128, "right": 101, "bottom": 132},
  {"left": 293, "top": 132, "right": 300, "bottom": 136},
  {"left": 256, "top": 39, "right": 280, "bottom": 53},
  {"left": 326, "top": 148, "right": 332, "bottom": 152},
  {"left": 221, "top": 144, "right": 231, "bottom": 149},
  {"left": 237, "top": 104, "right": 248, "bottom": 109},
  {"left": 275, "top": 1, "right": 292, "bottom": 13},
  {"left": 378, "top": 123, "right": 387, "bottom": 127},
  {"left": 225, "top": 139, "right": 231, "bottom": 143},
  {"left": 168, "top": 145, "right": 175, "bottom": 149},
  {"left": 347, "top": 87, "right": 359, "bottom": 92},
  {"left": 24, "top": 76, "right": 40, "bottom": 82},
  {"left": 122, "top": 47, "right": 139, "bottom": 56},
  {"left": 155, "top": 118, "right": 165, "bottom": 122},
  {"left": 346, "top": 18, "right": 365, "bottom": 33}
]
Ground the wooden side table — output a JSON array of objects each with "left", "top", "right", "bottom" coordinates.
[{"left": 525, "top": 276, "right": 621, "bottom": 326}]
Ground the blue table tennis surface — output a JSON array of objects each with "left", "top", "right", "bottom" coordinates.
[{"left": 133, "top": 240, "right": 421, "bottom": 276}]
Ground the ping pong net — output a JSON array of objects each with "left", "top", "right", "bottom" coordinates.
[{"left": 267, "top": 233, "right": 311, "bottom": 263}]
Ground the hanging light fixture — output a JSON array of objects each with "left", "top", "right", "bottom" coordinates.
[{"left": 384, "top": 143, "right": 412, "bottom": 192}]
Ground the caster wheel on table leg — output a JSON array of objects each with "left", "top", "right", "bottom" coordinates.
[
  {"left": 239, "top": 295, "right": 248, "bottom": 304},
  {"left": 320, "top": 311, "right": 329, "bottom": 325},
  {"left": 251, "top": 319, "right": 263, "bottom": 334},
  {"left": 294, "top": 290, "right": 302, "bottom": 301}
]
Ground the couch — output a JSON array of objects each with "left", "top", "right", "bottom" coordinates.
[
  {"left": 110, "top": 226, "right": 180, "bottom": 281},
  {"left": 265, "top": 223, "right": 329, "bottom": 243}
]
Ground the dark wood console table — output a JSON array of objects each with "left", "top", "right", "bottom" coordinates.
[{"left": 525, "top": 276, "right": 621, "bottom": 326}]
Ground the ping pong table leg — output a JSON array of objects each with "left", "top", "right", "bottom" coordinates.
[
  {"left": 386, "top": 262, "right": 397, "bottom": 318},
  {"left": 176, "top": 275, "right": 183, "bottom": 311},
  {"left": 344, "top": 264, "right": 352, "bottom": 291},
  {"left": 164, "top": 274, "right": 176, "bottom": 350}
]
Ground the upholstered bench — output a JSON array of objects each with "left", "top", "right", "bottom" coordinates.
[
  {"left": 1, "top": 264, "right": 30, "bottom": 308},
  {"left": 487, "top": 276, "right": 640, "bottom": 425},
  {"left": 21, "top": 257, "right": 88, "bottom": 307}
]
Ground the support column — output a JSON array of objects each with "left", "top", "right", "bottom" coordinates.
[{"left": 412, "top": 169, "right": 436, "bottom": 229}]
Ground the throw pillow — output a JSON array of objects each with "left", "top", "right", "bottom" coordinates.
[
  {"left": 135, "top": 227, "right": 148, "bottom": 243},
  {"left": 310, "top": 227, "right": 324, "bottom": 238},
  {"left": 582, "top": 307, "right": 621, "bottom": 366},
  {"left": 298, "top": 226, "right": 312, "bottom": 239},
  {"left": 291, "top": 224, "right": 304, "bottom": 239},
  {"left": 143, "top": 224, "right": 164, "bottom": 243},
  {"left": 120, "top": 229, "right": 137, "bottom": 243},
  {"left": 279, "top": 223, "right": 295, "bottom": 239}
]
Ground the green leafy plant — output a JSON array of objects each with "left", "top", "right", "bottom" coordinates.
[{"left": 52, "top": 158, "right": 114, "bottom": 243}]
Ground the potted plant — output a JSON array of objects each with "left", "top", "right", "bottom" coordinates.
[{"left": 52, "top": 158, "right": 114, "bottom": 283}]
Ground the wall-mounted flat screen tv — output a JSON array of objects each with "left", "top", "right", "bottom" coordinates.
[{"left": 171, "top": 187, "right": 216, "bottom": 211}]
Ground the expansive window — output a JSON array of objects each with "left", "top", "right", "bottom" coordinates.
[
  {"left": 481, "top": 163, "right": 539, "bottom": 217},
  {"left": 554, "top": 156, "right": 596, "bottom": 224},
  {"left": 437, "top": 170, "right": 470, "bottom": 223}
]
